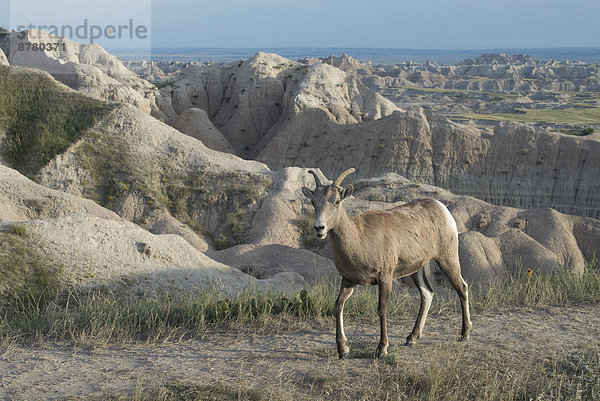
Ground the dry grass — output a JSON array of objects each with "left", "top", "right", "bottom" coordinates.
[
  {"left": 1, "top": 259, "right": 599, "bottom": 348},
  {"left": 101, "top": 343, "right": 600, "bottom": 401},
  {"left": 2, "top": 258, "right": 599, "bottom": 400}
]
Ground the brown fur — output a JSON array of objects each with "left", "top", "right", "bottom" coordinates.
[{"left": 303, "top": 169, "right": 472, "bottom": 359}]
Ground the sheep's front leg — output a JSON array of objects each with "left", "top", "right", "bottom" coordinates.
[
  {"left": 376, "top": 277, "right": 393, "bottom": 358},
  {"left": 335, "top": 279, "right": 355, "bottom": 359}
]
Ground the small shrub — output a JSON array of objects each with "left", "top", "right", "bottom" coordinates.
[
  {"left": 227, "top": 204, "right": 246, "bottom": 237},
  {"left": 0, "top": 229, "right": 63, "bottom": 314},
  {"left": 7, "top": 223, "right": 27, "bottom": 237},
  {"left": 367, "top": 193, "right": 386, "bottom": 202},
  {"left": 212, "top": 233, "right": 231, "bottom": 250},
  {"left": 295, "top": 213, "right": 321, "bottom": 250}
]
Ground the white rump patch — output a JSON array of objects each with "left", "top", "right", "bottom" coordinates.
[{"left": 434, "top": 199, "right": 458, "bottom": 238}]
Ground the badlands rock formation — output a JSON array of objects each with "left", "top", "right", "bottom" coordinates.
[
  {"left": 325, "top": 53, "right": 600, "bottom": 93},
  {"left": 322, "top": 54, "right": 600, "bottom": 129},
  {"left": 154, "top": 52, "right": 400, "bottom": 157},
  {"left": 21, "top": 68, "right": 594, "bottom": 288},
  {"left": 37, "top": 103, "right": 271, "bottom": 251},
  {"left": 0, "top": 47, "right": 8, "bottom": 66},
  {"left": 0, "top": 164, "right": 118, "bottom": 222},
  {"left": 208, "top": 244, "right": 338, "bottom": 283},
  {"left": 168, "top": 108, "right": 234, "bottom": 153},
  {"left": 2, "top": 214, "right": 303, "bottom": 297},
  {"left": 0, "top": 29, "right": 159, "bottom": 115},
  {"left": 257, "top": 107, "right": 600, "bottom": 219},
  {"left": 124, "top": 60, "right": 192, "bottom": 83},
  {"left": 2, "top": 42, "right": 599, "bottom": 294},
  {"left": 0, "top": 164, "right": 303, "bottom": 296},
  {"left": 141, "top": 51, "right": 599, "bottom": 219}
]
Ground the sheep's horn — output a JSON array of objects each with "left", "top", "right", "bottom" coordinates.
[
  {"left": 333, "top": 168, "right": 355, "bottom": 187},
  {"left": 308, "top": 170, "right": 323, "bottom": 187}
]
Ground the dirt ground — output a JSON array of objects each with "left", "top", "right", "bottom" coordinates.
[{"left": 1, "top": 305, "right": 599, "bottom": 400}]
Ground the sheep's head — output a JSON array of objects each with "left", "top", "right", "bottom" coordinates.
[{"left": 302, "top": 168, "right": 355, "bottom": 240}]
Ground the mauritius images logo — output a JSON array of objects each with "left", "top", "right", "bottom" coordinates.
[{"left": 16, "top": 19, "right": 148, "bottom": 44}]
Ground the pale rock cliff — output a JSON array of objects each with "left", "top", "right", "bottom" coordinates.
[
  {"left": 168, "top": 108, "right": 235, "bottom": 153},
  {"left": 0, "top": 47, "right": 8, "bottom": 66},
  {"left": 257, "top": 107, "right": 600, "bottom": 219},
  {"left": 0, "top": 29, "right": 159, "bottom": 115},
  {"left": 155, "top": 52, "right": 400, "bottom": 157}
]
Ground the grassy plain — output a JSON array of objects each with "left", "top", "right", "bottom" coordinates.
[{"left": 455, "top": 107, "right": 600, "bottom": 125}]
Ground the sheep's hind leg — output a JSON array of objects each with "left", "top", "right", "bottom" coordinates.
[
  {"left": 436, "top": 257, "right": 472, "bottom": 341},
  {"left": 335, "top": 279, "right": 355, "bottom": 359},
  {"left": 406, "top": 268, "right": 434, "bottom": 346}
]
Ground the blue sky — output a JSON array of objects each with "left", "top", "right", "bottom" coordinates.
[
  {"left": 152, "top": 0, "right": 600, "bottom": 48},
  {"left": 4, "top": 0, "right": 600, "bottom": 49}
]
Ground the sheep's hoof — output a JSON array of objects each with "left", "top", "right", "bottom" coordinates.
[
  {"left": 404, "top": 341, "right": 416, "bottom": 347},
  {"left": 459, "top": 336, "right": 470, "bottom": 342},
  {"left": 338, "top": 344, "right": 350, "bottom": 360},
  {"left": 375, "top": 349, "right": 388, "bottom": 359}
]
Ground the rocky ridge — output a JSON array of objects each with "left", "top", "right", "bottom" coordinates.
[
  {"left": 256, "top": 106, "right": 600, "bottom": 219},
  {"left": 320, "top": 54, "right": 600, "bottom": 133},
  {"left": 0, "top": 29, "right": 160, "bottom": 116},
  {"left": 324, "top": 53, "right": 600, "bottom": 93},
  {"left": 37, "top": 103, "right": 271, "bottom": 252},
  {"left": 0, "top": 164, "right": 303, "bottom": 296},
  {"left": 145, "top": 52, "right": 400, "bottom": 157}
]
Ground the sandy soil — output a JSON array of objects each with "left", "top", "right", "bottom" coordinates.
[{"left": 1, "top": 305, "right": 599, "bottom": 400}]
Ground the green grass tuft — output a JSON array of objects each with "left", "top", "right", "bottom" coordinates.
[
  {"left": 295, "top": 212, "right": 324, "bottom": 250},
  {"left": 0, "top": 66, "right": 112, "bottom": 176},
  {"left": 0, "top": 227, "right": 63, "bottom": 333},
  {"left": 6, "top": 222, "right": 27, "bottom": 237},
  {"left": 471, "top": 260, "right": 600, "bottom": 312}
]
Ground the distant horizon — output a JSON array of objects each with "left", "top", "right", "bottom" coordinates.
[
  {"left": 111, "top": 45, "right": 600, "bottom": 52},
  {"left": 109, "top": 46, "right": 600, "bottom": 65}
]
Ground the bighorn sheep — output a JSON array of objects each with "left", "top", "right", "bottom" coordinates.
[{"left": 302, "top": 168, "right": 471, "bottom": 359}]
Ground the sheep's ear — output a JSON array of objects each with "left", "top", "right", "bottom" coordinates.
[
  {"left": 302, "top": 186, "right": 314, "bottom": 199},
  {"left": 341, "top": 184, "right": 354, "bottom": 200}
]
